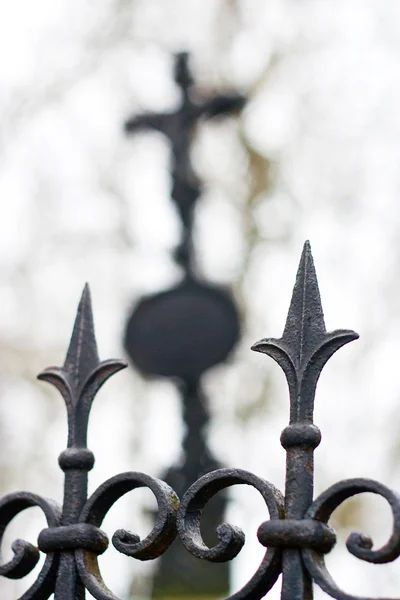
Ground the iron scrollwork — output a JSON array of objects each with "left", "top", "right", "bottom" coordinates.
[
  {"left": 2, "top": 242, "right": 400, "bottom": 599},
  {"left": 302, "top": 478, "right": 400, "bottom": 600},
  {"left": 177, "top": 468, "right": 285, "bottom": 599}
]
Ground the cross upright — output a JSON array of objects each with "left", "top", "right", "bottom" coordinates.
[{"left": 124, "top": 51, "right": 245, "bottom": 273}]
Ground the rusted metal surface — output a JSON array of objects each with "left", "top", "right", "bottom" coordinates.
[{"left": 3, "top": 243, "right": 400, "bottom": 599}]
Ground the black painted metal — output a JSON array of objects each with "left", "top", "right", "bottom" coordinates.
[
  {"left": 0, "top": 285, "right": 179, "bottom": 599},
  {"left": 3, "top": 241, "right": 400, "bottom": 599},
  {"left": 124, "top": 51, "right": 244, "bottom": 598}
]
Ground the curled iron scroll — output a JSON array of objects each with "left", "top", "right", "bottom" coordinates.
[
  {"left": 0, "top": 491, "right": 61, "bottom": 599},
  {"left": 75, "top": 471, "right": 179, "bottom": 600},
  {"left": 302, "top": 478, "right": 400, "bottom": 600},
  {"left": 177, "top": 468, "right": 285, "bottom": 600}
]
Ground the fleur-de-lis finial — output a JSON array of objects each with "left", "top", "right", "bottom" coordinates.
[
  {"left": 251, "top": 243, "right": 359, "bottom": 600},
  {"left": 38, "top": 284, "right": 127, "bottom": 449},
  {"left": 252, "top": 241, "right": 359, "bottom": 423}
]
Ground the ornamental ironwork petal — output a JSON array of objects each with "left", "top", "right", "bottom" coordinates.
[
  {"left": 38, "top": 285, "right": 127, "bottom": 448},
  {"left": 252, "top": 241, "right": 358, "bottom": 422}
]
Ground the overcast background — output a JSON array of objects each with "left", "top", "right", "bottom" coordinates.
[{"left": 1, "top": 1, "right": 400, "bottom": 598}]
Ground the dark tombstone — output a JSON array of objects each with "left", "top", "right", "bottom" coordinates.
[{"left": 124, "top": 52, "right": 245, "bottom": 598}]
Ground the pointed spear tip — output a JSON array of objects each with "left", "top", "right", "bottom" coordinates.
[
  {"left": 281, "top": 238, "right": 326, "bottom": 349},
  {"left": 294, "top": 242, "right": 314, "bottom": 284},
  {"left": 75, "top": 283, "right": 94, "bottom": 328},
  {"left": 71, "top": 282, "right": 96, "bottom": 342},
  {"left": 80, "top": 282, "right": 91, "bottom": 304},
  {"left": 63, "top": 283, "right": 99, "bottom": 384},
  {"left": 300, "top": 239, "right": 313, "bottom": 266},
  {"left": 71, "top": 283, "right": 95, "bottom": 342},
  {"left": 297, "top": 239, "right": 317, "bottom": 282}
]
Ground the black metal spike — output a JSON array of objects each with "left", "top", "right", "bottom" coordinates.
[
  {"left": 252, "top": 241, "right": 358, "bottom": 424},
  {"left": 252, "top": 241, "right": 358, "bottom": 369},
  {"left": 281, "top": 240, "right": 326, "bottom": 369},
  {"left": 63, "top": 284, "right": 100, "bottom": 393}
]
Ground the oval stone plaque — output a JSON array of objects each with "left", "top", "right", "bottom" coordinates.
[{"left": 124, "top": 279, "right": 240, "bottom": 379}]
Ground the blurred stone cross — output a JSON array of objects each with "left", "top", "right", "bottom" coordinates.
[
  {"left": 124, "top": 52, "right": 245, "bottom": 599},
  {"left": 125, "top": 51, "right": 245, "bottom": 272}
]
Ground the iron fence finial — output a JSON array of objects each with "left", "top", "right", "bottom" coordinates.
[{"left": 252, "top": 241, "right": 358, "bottom": 423}]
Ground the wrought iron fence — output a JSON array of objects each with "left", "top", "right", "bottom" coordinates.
[{"left": 1, "top": 241, "right": 399, "bottom": 600}]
